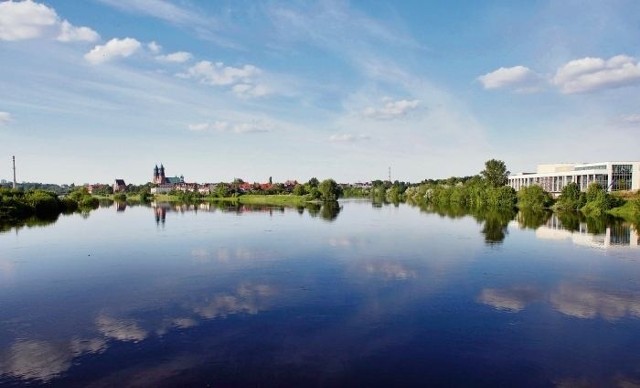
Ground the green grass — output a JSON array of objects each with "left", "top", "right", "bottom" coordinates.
[
  {"left": 235, "top": 194, "right": 309, "bottom": 206},
  {"left": 152, "top": 194, "right": 311, "bottom": 206},
  {"left": 608, "top": 200, "right": 640, "bottom": 221}
]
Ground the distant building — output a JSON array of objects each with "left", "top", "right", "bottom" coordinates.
[
  {"left": 86, "top": 183, "right": 109, "bottom": 194},
  {"left": 508, "top": 161, "right": 640, "bottom": 194},
  {"left": 153, "top": 164, "right": 184, "bottom": 185},
  {"left": 113, "top": 179, "right": 126, "bottom": 193}
]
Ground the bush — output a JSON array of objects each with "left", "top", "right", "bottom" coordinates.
[
  {"left": 517, "top": 185, "right": 554, "bottom": 211},
  {"left": 114, "top": 193, "right": 127, "bottom": 201},
  {"left": 555, "top": 182, "right": 585, "bottom": 211},
  {"left": 580, "top": 183, "right": 613, "bottom": 217}
]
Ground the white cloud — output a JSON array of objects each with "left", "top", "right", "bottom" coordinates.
[
  {"left": 0, "top": 0, "right": 57, "bottom": 41},
  {"left": 57, "top": 20, "right": 99, "bottom": 42},
  {"left": 553, "top": 55, "right": 640, "bottom": 94},
  {"left": 156, "top": 51, "right": 192, "bottom": 63},
  {"left": 188, "top": 122, "right": 214, "bottom": 132},
  {"left": 329, "top": 133, "right": 371, "bottom": 142},
  {"left": 477, "top": 66, "right": 542, "bottom": 92},
  {"left": 188, "top": 120, "right": 271, "bottom": 134},
  {"left": 0, "top": 112, "right": 12, "bottom": 125},
  {"left": 621, "top": 114, "right": 640, "bottom": 124},
  {"left": 97, "top": 0, "right": 207, "bottom": 27},
  {"left": 84, "top": 38, "right": 142, "bottom": 65},
  {"left": 180, "top": 60, "right": 261, "bottom": 86},
  {"left": 147, "top": 41, "right": 162, "bottom": 54},
  {"left": 0, "top": 0, "right": 98, "bottom": 42},
  {"left": 362, "top": 99, "right": 420, "bottom": 120},
  {"left": 231, "top": 83, "right": 269, "bottom": 98}
]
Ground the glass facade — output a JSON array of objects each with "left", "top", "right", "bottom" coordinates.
[
  {"left": 509, "top": 162, "right": 637, "bottom": 193},
  {"left": 612, "top": 164, "right": 633, "bottom": 191}
]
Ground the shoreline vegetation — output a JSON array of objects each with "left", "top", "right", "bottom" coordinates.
[{"left": 2, "top": 161, "right": 640, "bottom": 229}]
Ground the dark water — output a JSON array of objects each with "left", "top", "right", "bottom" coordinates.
[{"left": 1, "top": 200, "right": 640, "bottom": 387}]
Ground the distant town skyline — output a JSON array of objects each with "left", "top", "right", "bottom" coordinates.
[{"left": 1, "top": 0, "right": 640, "bottom": 184}]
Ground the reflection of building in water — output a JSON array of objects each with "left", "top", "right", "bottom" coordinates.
[
  {"left": 535, "top": 214, "right": 639, "bottom": 249},
  {"left": 154, "top": 206, "right": 166, "bottom": 226},
  {"left": 116, "top": 202, "right": 127, "bottom": 212}
]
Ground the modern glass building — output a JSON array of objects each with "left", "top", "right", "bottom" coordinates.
[{"left": 508, "top": 161, "right": 640, "bottom": 193}]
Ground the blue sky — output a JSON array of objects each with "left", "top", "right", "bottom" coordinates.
[{"left": 1, "top": 0, "right": 639, "bottom": 184}]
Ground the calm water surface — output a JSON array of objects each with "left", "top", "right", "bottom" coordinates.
[{"left": 1, "top": 200, "right": 640, "bottom": 387}]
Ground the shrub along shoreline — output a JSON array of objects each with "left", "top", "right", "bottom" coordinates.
[{"left": 0, "top": 187, "right": 99, "bottom": 224}]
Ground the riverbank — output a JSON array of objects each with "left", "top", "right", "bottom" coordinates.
[{"left": 150, "top": 193, "right": 312, "bottom": 206}]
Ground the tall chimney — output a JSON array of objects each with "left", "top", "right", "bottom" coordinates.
[{"left": 12, "top": 155, "right": 16, "bottom": 189}]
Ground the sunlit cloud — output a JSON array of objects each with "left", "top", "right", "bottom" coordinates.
[
  {"left": 0, "top": 0, "right": 99, "bottom": 42},
  {"left": 620, "top": 114, "right": 640, "bottom": 124},
  {"left": 57, "top": 20, "right": 99, "bottom": 43},
  {"left": 177, "top": 60, "right": 270, "bottom": 98},
  {"left": 179, "top": 60, "right": 260, "bottom": 85},
  {"left": 84, "top": 37, "right": 142, "bottom": 65},
  {"left": 97, "top": 0, "right": 209, "bottom": 28},
  {"left": 188, "top": 120, "right": 272, "bottom": 134},
  {"left": 553, "top": 55, "right": 640, "bottom": 94},
  {"left": 481, "top": 55, "right": 640, "bottom": 95},
  {"left": 329, "top": 133, "right": 371, "bottom": 143},
  {"left": 231, "top": 83, "right": 269, "bottom": 98},
  {"left": 147, "top": 41, "right": 161, "bottom": 54},
  {"left": 362, "top": 99, "right": 420, "bottom": 120},
  {"left": 477, "top": 66, "right": 544, "bottom": 93},
  {"left": 0, "top": 112, "right": 11, "bottom": 125},
  {"left": 156, "top": 51, "right": 192, "bottom": 63}
]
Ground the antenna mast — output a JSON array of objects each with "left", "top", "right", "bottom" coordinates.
[
  {"left": 12, "top": 155, "right": 16, "bottom": 189},
  {"left": 388, "top": 166, "right": 391, "bottom": 182}
]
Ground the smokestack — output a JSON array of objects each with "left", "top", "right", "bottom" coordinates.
[{"left": 12, "top": 155, "right": 16, "bottom": 189}]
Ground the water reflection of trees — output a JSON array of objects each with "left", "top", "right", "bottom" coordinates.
[
  {"left": 409, "top": 201, "right": 516, "bottom": 244},
  {"left": 149, "top": 201, "right": 341, "bottom": 224},
  {"left": 516, "top": 210, "right": 552, "bottom": 230},
  {"left": 0, "top": 215, "right": 60, "bottom": 234},
  {"left": 474, "top": 209, "right": 516, "bottom": 244}
]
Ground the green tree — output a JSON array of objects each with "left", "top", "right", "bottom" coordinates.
[
  {"left": 481, "top": 159, "right": 510, "bottom": 188},
  {"left": 307, "top": 177, "right": 319, "bottom": 188},
  {"left": 555, "top": 182, "right": 585, "bottom": 211},
  {"left": 581, "top": 183, "right": 613, "bottom": 217},
  {"left": 318, "top": 179, "right": 342, "bottom": 201},
  {"left": 292, "top": 184, "right": 307, "bottom": 196},
  {"left": 517, "top": 185, "right": 554, "bottom": 211}
]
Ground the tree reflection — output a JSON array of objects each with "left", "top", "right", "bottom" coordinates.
[
  {"left": 306, "top": 203, "right": 321, "bottom": 217},
  {"left": 516, "top": 210, "right": 552, "bottom": 230},
  {"left": 319, "top": 201, "right": 341, "bottom": 222},
  {"left": 474, "top": 209, "right": 516, "bottom": 245},
  {"left": 556, "top": 211, "right": 582, "bottom": 232}
]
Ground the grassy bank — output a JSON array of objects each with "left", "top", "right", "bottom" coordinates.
[
  {"left": 217, "top": 194, "right": 310, "bottom": 206},
  {"left": 608, "top": 200, "right": 640, "bottom": 222},
  {"left": 150, "top": 194, "right": 310, "bottom": 206}
]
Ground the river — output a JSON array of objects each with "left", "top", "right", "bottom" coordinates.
[{"left": 1, "top": 200, "right": 639, "bottom": 386}]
